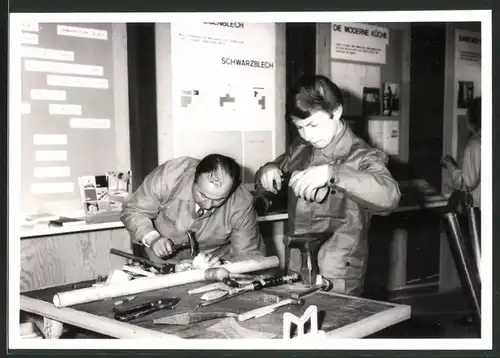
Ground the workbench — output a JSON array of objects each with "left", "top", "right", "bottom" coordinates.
[{"left": 20, "top": 280, "right": 411, "bottom": 339}]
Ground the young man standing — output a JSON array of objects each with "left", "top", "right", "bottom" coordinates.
[
  {"left": 255, "top": 75, "right": 401, "bottom": 296},
  {"left": 122, "top": 154, "right": 265, "bottom": 266}
]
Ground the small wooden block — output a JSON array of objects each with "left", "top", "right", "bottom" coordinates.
[{"left": 283, "top": 305, "right": 319, "bottom": 339}]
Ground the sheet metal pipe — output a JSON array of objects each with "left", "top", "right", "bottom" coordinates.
[
  {"left": 443, "top": 212, "right": 481, "bottom": 325},
  {"left": 466, "top": 207, "right": 481, "bottom": 280}
]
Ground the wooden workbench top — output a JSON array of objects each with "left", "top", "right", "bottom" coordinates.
[{"left": 22, "top": 280, "right": 411, "bottom": 339}]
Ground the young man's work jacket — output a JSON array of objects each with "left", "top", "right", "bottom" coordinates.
[{"left": 255, "top": 120, "right": 401, "bottom": 296}]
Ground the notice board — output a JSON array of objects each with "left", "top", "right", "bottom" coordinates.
[
  {"left": 170, "top": 22, "right": 277, "bottom": 184},
  {"left": 19, "top": 23, "right": 128, "bottom": 217}
]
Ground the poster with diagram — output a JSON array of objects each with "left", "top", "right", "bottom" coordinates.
[{"left": 170, "top": 22, "right": 276, "bottom": 182}]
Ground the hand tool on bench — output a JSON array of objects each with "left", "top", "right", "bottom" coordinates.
[
  {"left": 237, "top": 297, "right": 304, "bottom": 322},
  {"left": 204, "top": 267, "right": 255, "bottom": 287},
  {"left": 153, "top": 297, "right": 304, "bottom": 325},
  {"left": 187, "top": 268, "right": 260, "bottom": 297},
  {"left": 110, "top": 248, "right": 179, "bottom": 274},
  {"left": 113, "top": 297, "right": 180, "bottom": 322},
  {"left": 289, "top": 275, "right": 334, "bottom": 300},
  {"left": 261, "top": 275, "right": 333, "bottom": 302},
  {"left": 195, "top": 273, "right": 300, "bottom": 310},
  {"left": 282, "top": 232, "right": 332, "bottom": 287}
]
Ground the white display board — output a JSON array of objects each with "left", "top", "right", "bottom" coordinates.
[
  {"left": 170, "top": 22, "right": 276, "bottom": 183},
  {"left": 331, "top": 23, "right": 389, "bottom": 64},
  {"left": 455, "top": 29, "right": 481, "bottom": 110}
]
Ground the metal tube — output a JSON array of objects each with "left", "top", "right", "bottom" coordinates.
[
  {"left": 466, "top": 207, "right": 481, "bottom": 279},
  {"left": 443, "top": 212, "right": 481, "bottom": 325}
]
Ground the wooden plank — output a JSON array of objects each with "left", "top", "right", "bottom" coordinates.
[
  {"left": 20, "top": 295, "right": 178, "bottom": 339},
  {"left": 325, "top": 304, "right": 410, "bottom": 338},
  {"left": 20, "top": 228, "right": 131, "bottom": 292}
]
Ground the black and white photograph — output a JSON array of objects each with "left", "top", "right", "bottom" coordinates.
[{"left": 7, "top": 5, "right": 493, "bottom": 354}]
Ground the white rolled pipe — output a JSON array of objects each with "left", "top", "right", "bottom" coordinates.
[{"left": 53, "top": 256, "right": 280, "bottom": 308}]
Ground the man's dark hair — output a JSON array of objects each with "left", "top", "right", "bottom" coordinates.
[
  {"left": 195, "top": 153, "right": 241, "bottom": 188},
  {"left": 468, "top": 97, "right": 481, "bottom": 131},
  {"left": 286, "top": 74, "right": 344, "bottom": 120}
]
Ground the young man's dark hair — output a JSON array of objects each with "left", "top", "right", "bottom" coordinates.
[{"left": 287, "top": 75, "right": 344, "bottom": 120}]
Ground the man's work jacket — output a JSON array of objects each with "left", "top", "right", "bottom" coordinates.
[{"left": 121, "top": 157, "right": 265, "bottom": 262}]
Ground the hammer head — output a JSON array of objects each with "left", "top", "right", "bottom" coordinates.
[
  {"left": 282, "top": 232, "right": 331, "bottom": 287},
  {"left": 174, "top": 230, "right": 200, "bottom": 256}
]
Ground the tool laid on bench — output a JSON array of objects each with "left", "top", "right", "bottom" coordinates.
[
  {"left": 194, "top": 273, "right": 300, "bottom": 309},
  {"left": 289, "top": 275, "right": 334, "bottom": 300},
  {"left": 154, "top": 296, "right": 304, "bottom": 325},
  {"left": 113, "top": 297, "right": 180, "bottom": 322},
  {"left": 283, "top": 232, "right": 332, "bottom": 287},
  {"left": 110, "top": 248, "right": 179, "bottom": 274},
  {"left": 237, "top": 297, "right": 304, "bottom": 322}
]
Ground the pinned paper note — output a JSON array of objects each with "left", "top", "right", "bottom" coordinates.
[
  {"left": 49, "top": 104, "right": 82, "bottom": 115},
  {"left": 70, "top": 118, "right": 110, "bottom": 129},
  {"left": 21, "top": 23, "right": 39, "bottom": 32},
  {"left": 31, "top": 182, "right": 74, "bottom": 194},
  {"left": 31, "top": 89, "right": 67, "bottom": 101},
  {"left": 34, "top": 166, "right": 71, "bottom": 178},
  {"left": 33, "top": 134, "right": 67, "bottom": 145},
  {"left": 21, "top": 33, "right": 39, "bottom": 45},
  {"left": 21, "top": 46, "right": 74, "bottom": 62},
  {"left": 35, "top": 150, "right": 67, "bottom": 162},
  {"left": 25, "top": 60, "right": 104, "bottom": 77},
  {"left": 57, "top": 25, "right": 108, "bottom": 40},
  {"left": 47, "top": 74, "right": 108, "bottom": 89}
]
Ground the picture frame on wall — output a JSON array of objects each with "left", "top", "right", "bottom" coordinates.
[{"left": 457, "top": 81, "right": 474, "bottom": 108}]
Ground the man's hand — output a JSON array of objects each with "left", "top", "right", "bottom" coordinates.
[
  {"left": 441, "top": 155, "right": 458, "bottom": 170},
  {"left": 289, "top": 165, "right": 331, "bottom": 201},
  {"left": 259, "top": 165, "right": 283, "bottom": 194},
  {"left": 149, "top": 236, "right": 174, "bottom": 258}
]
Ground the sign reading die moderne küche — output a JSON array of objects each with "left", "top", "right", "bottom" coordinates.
[{"left": 331, "top": 23, "right": 390, "bottom": 64}]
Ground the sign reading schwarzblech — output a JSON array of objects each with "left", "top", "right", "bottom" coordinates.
[{"left": 331, "top": 23, "right": 390, "bottom": 64}]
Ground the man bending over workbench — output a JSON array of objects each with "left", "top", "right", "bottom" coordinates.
[
  {"left": 121, "top": 154, "right": 265, "bottom": 267},
  {"left": 255, "top": 75, "right": 401, "bottom": 296}
]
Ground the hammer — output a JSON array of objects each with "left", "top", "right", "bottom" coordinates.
[
  {"left": 282, "top": 232, "right": 331, "bottom": 287},
  {"left": 167, "top": 230, "right": 199, "bottom": 258}
]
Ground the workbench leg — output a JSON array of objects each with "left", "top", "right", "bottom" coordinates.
[{"left": 27, "top": 314, "right": 64, "bottom": 339}]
